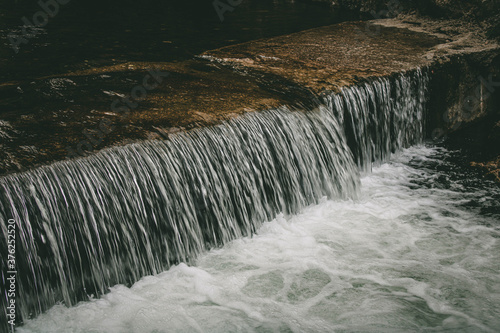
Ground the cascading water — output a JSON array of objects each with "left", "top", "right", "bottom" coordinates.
[
  {"left": 325, "top": 71, "right": 427, "bottom": 171},
  {"left": 0, "top": 69, "right": 428, "bottom": 326}
]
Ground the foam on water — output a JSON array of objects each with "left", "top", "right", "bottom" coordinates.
[{"left": 18, "top": 146, "right": 500, "bottom": 333}]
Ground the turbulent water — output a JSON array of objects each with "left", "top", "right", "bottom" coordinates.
[
  {"left": 17, "top": 146, "right": 500, "bottom": 332},
  {"left": 1, "top": 68, "right": 439, "bottom": 327}
]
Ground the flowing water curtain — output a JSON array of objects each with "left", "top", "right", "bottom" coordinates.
[
  {"left": 0, "top": 68, "right": 428, "bottom": 323},
  {"left": 324, "top": 68, "right": 428, "bottom": 171},
  {"left": 0, "top": 104, "right": 358, "bottom": 322}
]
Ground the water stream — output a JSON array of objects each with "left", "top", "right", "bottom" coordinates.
[
  {"left": 17, "top": 145, "right": 500, "bottom": 332},
  {"left": 3, "top": 69, "right": 499, "bottom": 331}
]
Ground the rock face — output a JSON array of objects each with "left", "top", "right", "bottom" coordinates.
[{"left": 426, "top": 51, "right": 500, "bottom": 139}]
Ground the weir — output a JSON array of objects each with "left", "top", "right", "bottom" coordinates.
[{"left": 0, "top": 69, "right": 427, "bottom": 323}]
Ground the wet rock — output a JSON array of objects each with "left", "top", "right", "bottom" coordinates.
[{"left": 202, "top": 22, "right": 444, "bottom": 94}]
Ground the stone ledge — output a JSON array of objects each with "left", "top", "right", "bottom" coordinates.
[{"left": 1, "top": 16, "right": 498, "bottom": 176}]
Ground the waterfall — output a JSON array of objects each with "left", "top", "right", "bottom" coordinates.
[
  {"left": 0, "top": 69, "right": 427, "bottom": 324},
  {"left": 325, "top": 69, "right": 428, "bottom": 171}
]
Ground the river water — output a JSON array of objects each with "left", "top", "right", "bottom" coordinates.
[
  {"left": 0, "top": 0, "right": 354, "bottom": 83},
  {"left": 17, "top": 145, "right": 500, "bottom": 333}
]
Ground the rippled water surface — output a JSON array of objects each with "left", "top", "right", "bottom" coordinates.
[{"left": 18, "top": 146, "right": 500, "bottom": 333}]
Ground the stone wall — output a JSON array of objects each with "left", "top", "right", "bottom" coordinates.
[{"left": 426, "top": 51, "right": 500, "bottom": 140}]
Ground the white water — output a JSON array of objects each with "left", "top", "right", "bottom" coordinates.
[{"left": 19, "top": 146, "right": 500, "bottom": 333}]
